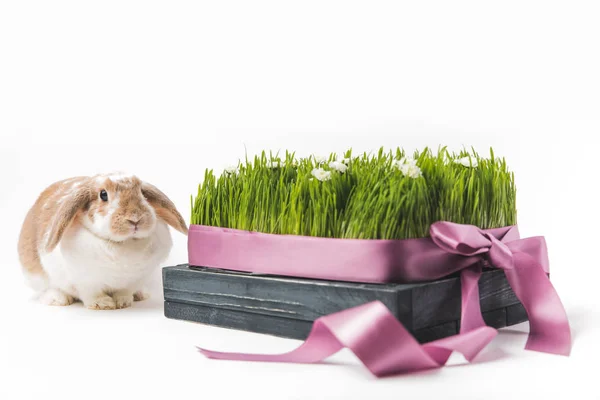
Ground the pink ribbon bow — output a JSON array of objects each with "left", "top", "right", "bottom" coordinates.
[
  {"left": 429, "top": 222, "right": 571, "bottom": 355},
  {"left": 197, "top": 222, "right": 571, "bottom": 377}
]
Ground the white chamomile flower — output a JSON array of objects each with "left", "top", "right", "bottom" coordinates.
[
  {"left": 341, "top": 157, "right": 350, "bottom": 164},
  {"left": 393, "top": 157, "right": 414, "bottom": 169},
  {"left": 328, "top": 161, "right": 348, "bottom": 173},
  {"left": 455, "top": 156, "right": 478, "bottom": 168},
  {"left": 311, "top": 168, "right": 332, "bottom": 181},
  {"left": 402, "top": 163, "right": 422, "bottom": 179},
  {"left": 394, "top": 157, "right": 422, "bottom": 179},
  {"left": 312, "top": 155, "right": 327, "bottom": 164},
  {"left": 266, "top": 160, "right": 281, "bottom": 168},
  {"left": 224, "top": 165, "right": 239, "bottom": 175}
]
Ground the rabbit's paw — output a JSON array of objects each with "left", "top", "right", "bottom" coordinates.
[
  {"left": 113, "top": 293, "right": 133, "bottom": 309},
  {"left": 133, "top": 290, "right": 150, "bottom": 302},
  {"left": 86, "top": 295, "right": 117, "bottom": 310},
  {"left": 39, "top": 288, "right": 75, "bottom": 306}
]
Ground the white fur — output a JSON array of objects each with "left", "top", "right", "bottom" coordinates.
[
  {"left": 43, "top": 194, "right": 68, "bottom": 211},
  {"left": 23, "top": 271, "right": 49, "bottom": 292},
  {"left": 83, "top": 192, "right": 122, "bottom": 240},
  {"left": 97, "top": 172, "right": 135, "bottom": 184},
  {"left": 79, "top": 192, "right": 157, "bottom": 242},
  {"left": 109, "top": 172, "right": 135, "bottom": 181},
  {"left": 39, "top": 288, "right": 74, "bottom": 306},
  {"left": 38, "top": 220, "right": 172, "bottom": 309}
]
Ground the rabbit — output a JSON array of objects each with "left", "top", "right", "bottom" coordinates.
[{"left": 17, "top": 172, "right": 188, "bottom": 310}]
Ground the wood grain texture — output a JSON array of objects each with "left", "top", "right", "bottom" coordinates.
[
  {"left": 411, "top": 269, "right": 520, "bottom": 330},
  {"left": 164, "top": 265, "right": 414, "bottom": 328},
  {"left": 163, "top": 264, "right": 528, "bottom": 342},
  {"left": 165, "top": 301, "right": 466, "bottom": 343},
  {"left": 164, "top": 301, "right": 314, "bottom": 339},
  {"left": 506, "top": 303, "right": 528, "bottom": 326}
]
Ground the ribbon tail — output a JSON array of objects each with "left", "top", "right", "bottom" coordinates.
[
  {"left": 198, "top": 320, "right": 343, "bottom": 363},
  {"left": 505, "top": 252, "right": 572, "bottom": 356},
  {"left": 460, "top": 265, "right": 486, "bottom": 333},
  {"left": 423, "top": 325, "right": 497, "bottom": 363},
  {"left": 197, "top": 300, "right": 497, "bottom": 377}
]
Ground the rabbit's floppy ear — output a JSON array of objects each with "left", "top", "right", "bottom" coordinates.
[
  {"left": 141, "top": 182, "right": 188, "bottom": 235},
  {"left": 45, "top": 184, "right": 93, "bottom": 253}
]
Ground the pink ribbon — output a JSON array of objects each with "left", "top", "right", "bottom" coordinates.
[
  {"left": 199, "top": 301, "right": 498, "bottom": 377},
  {"left": 429, "top": 222, "right": 571, "bottom": 355},
  {"left": 194, "top": 222, "right": 571, "bottom": 377}
]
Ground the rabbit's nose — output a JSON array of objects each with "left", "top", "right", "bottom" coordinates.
[{"left": 127, "top": 217, "right": 141, "bottom": 226}]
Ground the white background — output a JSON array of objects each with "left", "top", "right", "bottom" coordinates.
[{"left": 1, "top": 1, "right": 599, "bottom": 399}]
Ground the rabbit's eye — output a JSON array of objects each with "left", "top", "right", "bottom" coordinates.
[{"left": 100, "top": 190, "right": 108, "bottom": 202}]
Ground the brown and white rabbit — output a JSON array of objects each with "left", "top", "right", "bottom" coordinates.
[{"left": 17, "top": 172, "right": 188, "bottom": 310}]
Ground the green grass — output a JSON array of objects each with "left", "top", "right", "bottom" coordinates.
[{"left": 191, "top": 147, "right": 516, "bottom": 240}]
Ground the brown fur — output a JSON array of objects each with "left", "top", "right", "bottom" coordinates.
[
  {"left": 141, "top": 182, "right": 189, "bottom": 234},
  {"left": 18, "top": 174, "right": 188, "bottom": 278},
  {"left": 46, "top": 184, "right": 94, "bottom": 253},
  {"left": 18, "top": 177, "right": 89, "bottom": 276}
]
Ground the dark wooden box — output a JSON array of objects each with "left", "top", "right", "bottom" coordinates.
[{"left": 162, "top": 264, "right": 528, "bottom": 342}]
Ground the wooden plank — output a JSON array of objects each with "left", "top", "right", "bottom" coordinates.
[
  {"left": 411, "top": 277, "right": 461, "bottom": 330},
  {"left": 164, "top": 265, "right": 414, "bottom": 328},
  {"left": 165, "top": 300, "right": 313, "bottom": 340},
  {"left": 479, "top": 270, "right": 520, "bottom": 310},
  {"left": 482, "top": 308, "right": 507, "bottom": 328},
  {"left": 455, "top": 308, "right": 507, "bottom": 331},
  {"left": 165, "top": 301, "right": 520, "bottom": 343},
  {"left": 163, "top": 264, "right": 528, "bottom": 341},
  {"left": 166, "top": 300, "right": 453, "bottom": 342},
  {"left": 413, "top": 321, "right": 458, "bottom": 343},
  {"left": 411, "top": 269, "right": 520, "bottom": 330},
  {"left": 506, "top": 303, "right": 528, "bottom": 326}
]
